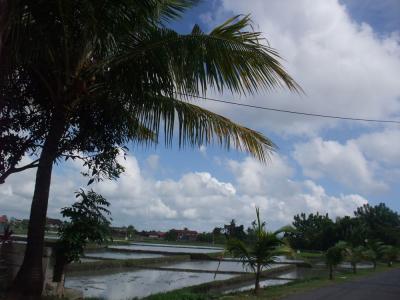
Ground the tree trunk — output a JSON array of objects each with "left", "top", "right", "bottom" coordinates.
[
  {"left": 254, "top": 264, "right": 261, "bottom": 295},
  {"left": 352, "top": 263, "right": 356, "bottom": 274},
  {"left": 329, "top": 265, "right": 333, "bottom": 280},
  {"left": 0, "top": 0, "right": 9, "bottom": 60},
  {"left": 7, "top": 113, "right": 65, "bottom": 300}
]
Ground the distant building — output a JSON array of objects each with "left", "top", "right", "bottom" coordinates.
[
  {"left": 46, "top": 217, "right": 63, "bottom": 230},
  {"left": 147, "top": 231, "right": 166, "bottom": 239},
  {"left": 0, "top": 215, "right": 8, "bottom": 233},
  {"left": 111, "top": 227, "right": 128, "bottom": 239},
  {"left": 174, "top": 228, "right": 198, "bottom": 241}
]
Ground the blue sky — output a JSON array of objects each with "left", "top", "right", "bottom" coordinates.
[{"left": 1, "top": 0, "right": 400, "bottom": 231}]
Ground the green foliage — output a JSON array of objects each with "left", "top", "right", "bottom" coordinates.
[
  {"left": 335, "top": 241, "right": 364, "bottom": 273},
  {"left": 379, "top": 245, "right": 399, "bottom": 267},
  {"left": 286, "top": 203, "right": 400, "bottom": 252},
  {"left": 145, "top": 291, "right": 210, "bottom": 300},
  {"left": 126, "top": 225, "right": 136, "bottom": 239},
  {"left": 196, "top": 232, "right": 213, "bottom": 243},
  {"left": 226, "top": 207, "right": 292, "bottom": 294},
  {"left": 56, "top": 189, "right": 112, "bottom": 263},
  {"left": 355, "top": 203, "right": 400, "bottom": 246},
  {"left": 224, "top": 219, "right": 246, "bottom": 241},
  {"left": 325, "top": 246, "right": 343, "bottom": 280},
  {"left": 286, "top": 212, "right": 336, "bottom": 251},
  {"left": 0, "top": 1, "right": 301, "bottom": 186},
  {"left": 165, "top": 230, "right": 179, "bottom": 241}
]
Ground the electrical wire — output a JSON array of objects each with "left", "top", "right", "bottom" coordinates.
[{"left": 177, "top": 93, "right": 400, "bottom": 124}]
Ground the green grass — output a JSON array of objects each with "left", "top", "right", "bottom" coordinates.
[
  {"left": 145, "top": 291, "right": 213, "bottom": 300},
  {"left": 139, "top": 263, "right": 399, "bottom": 300},
  {"left": 219, "top": 263, "right": 399, "bottom": 300}
]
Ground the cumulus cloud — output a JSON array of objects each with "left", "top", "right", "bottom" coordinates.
[
  {"left": 293, "top": 137, "right": 388, "bottom": 194},
  {"left": 354, "top": 128, "right": 400, "bottom": 166},
  {"left": 198, "top": 0, "right": 400, "bottom": 136},
  {"left": 0, "top": 153, "right": 368, "bottom": 230}
]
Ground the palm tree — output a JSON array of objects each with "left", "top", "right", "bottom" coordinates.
[
  {"left": 336, "top": 241, "right": 364, "bottom": 274},
  {"left": 325, "top": 246, "right": 344, "bottom": 280},
  {"left": 380, "top": 245, "right": 399, "bottom": 267},
  {"left": 2, "top": 1, "right": 300, "bottom": 297},
  {"left": 363, "top": 240, "right": 383, "bottom": 270},
  {"left": 226, "top": 208, "right": 291, "bottom": 295}
]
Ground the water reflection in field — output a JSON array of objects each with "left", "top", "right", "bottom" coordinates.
[
  {"left": 110, "top": 244, "right": 222, "bottom": 254},
  {"left": 85, "top": 251, "right": 164, "bottom": 260},
  {"left": 163, "top": 260, "right": 286, "bottom": 273},
  {"left": 65, "top": 269, "right": 233, "bottom": 300}
]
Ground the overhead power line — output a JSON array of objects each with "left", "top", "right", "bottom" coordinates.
[{"left": 178, "top": 93, "right": 400, "bottom": 124}]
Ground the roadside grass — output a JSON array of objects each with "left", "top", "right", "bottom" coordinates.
[
  {"left": 219, "top": 262, "right": 399, "bottom": 300},
  {"left": 42, "top": 262, "right": 399, "bottom": 300},
  {"left": 141, "top": 263, "right": 398, "bottom": 300}
]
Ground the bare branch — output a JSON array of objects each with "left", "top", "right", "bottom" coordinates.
[{"left": 0, "top": 159, "right": 39, "bottom": 184}]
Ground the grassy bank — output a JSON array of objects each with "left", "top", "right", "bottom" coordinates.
[
  {"left": 143, "top": 263, "right": 399, "bottom": 300},
  {"left": 66, "top": 255, "right": 190, "bottom": 274}
]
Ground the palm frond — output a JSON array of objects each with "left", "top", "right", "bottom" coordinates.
[
  {"left": 129, "top": 95, "right": 275, "bottom": 161},
  {"left": 100, "top": 15, "right": 302, "bottom": 96},
  {"left": 226, "top": 238, "right": 255, "bottom": 270}
]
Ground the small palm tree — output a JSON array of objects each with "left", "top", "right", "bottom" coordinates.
[
  {"left": 363, "top": 240, "right": 383, "bottom": 270},
  {"left": 325, "top": 246, "right": 343, "bottom": 280},
  {"left": 226, "top": 208, "right": 291, "bottom": 295},
  {"left": 362, "top": 249, "right": 378, "bottom": 270},
  {"left": 336, "top": 241, "right": 364, "bottom": 273},
  {"left": 380, "top": 245, "right": 399, "bottom": 267}
]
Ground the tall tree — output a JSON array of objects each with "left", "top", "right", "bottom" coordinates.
[
  {"left": 1, "top": 1, "right": 300, "bottom": 297},
  {"left": 355, "top": 203, "right": 400, "bottom": 245},
  {"left": 287, "top": 212, "right": 336, "bottom": 251}
]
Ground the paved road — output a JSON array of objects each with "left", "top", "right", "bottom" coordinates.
[{"left": 283, "top": 268, "right": 400, "bottom": 300}]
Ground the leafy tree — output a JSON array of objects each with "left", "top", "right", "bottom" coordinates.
[
  {"left": 287, "top": 213, "right": 336, "bottom": 251},
  {"left": 165, "top": 230, "right": 178, "bottom": 241},
  {"left": 325, "top": 246, "right": 343, "bottom": 280},
  {"left": 224, "top": 219, "right": 246, "bottom": 241},
  {"left": 355, "top": 203, "right": 400, "bottom": 246},
  {"left": 379, "top": 245, "right": 399, "bottom": 267},
  {"left": 226, "top": 208, "right": 291, "bottom": 295},
  {"left": 53, "top": 190, "right": 111, "bottom": 286},
  {"left": 1, "top": 1, "right": 299, "bottom": 296},
  {"left": 196, "top": 232, "right": 213, "bottom": 243},
  {"left": 126, "top": 225, "right": 136, "bottom": 240},
  {"left": 334, "top": 216, "right": 366, "bottom": 246}
]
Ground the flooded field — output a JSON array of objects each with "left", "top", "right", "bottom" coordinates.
[
  {"left": 110, "top": 244, "right": 223, "bottom": 254},
  {"left": 132, "top": 242, "right": 223, "bottom": 250},
  {"left": 65, "top": 269, "right": 234, "bottom": 299},
  {"left": 85, "top": 251, "right": 165, "bottom": 260},
  {"left": 163, "top": 260, "right": 286, "bottom": 273}
]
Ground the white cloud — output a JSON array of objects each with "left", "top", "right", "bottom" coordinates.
[
  {"left": 354, "top": 128, "right": 400, "bottom": 166},
  {"left": 0, "top": 153, "right": 368, "bottom": 230},
  {"left": 293, "top": 137, "right": 388, "bottom": 194},
  {"left": 146, "top": 155, "right": 160, "bottom": 170},
  {"left": 198, "top": 0, "right": 400, "bottom": 136}
]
